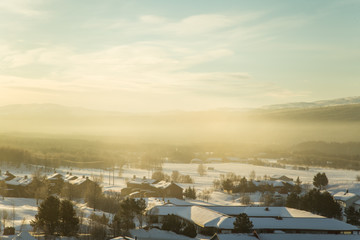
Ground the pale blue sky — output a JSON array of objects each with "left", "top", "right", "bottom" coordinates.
[{"left": 0, "top": 0, "right": 359, "bottom": 111}]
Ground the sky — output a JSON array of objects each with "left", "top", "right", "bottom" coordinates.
[{"left": 0, "top": 0, "right": 359, "bottom": 112}]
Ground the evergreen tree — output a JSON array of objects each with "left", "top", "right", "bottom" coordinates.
[
  {"left": 112, "top": 198, "right": 136, "bottom": 236},
  {"left": 294, "top": 176, "right": 302, "bottom": 194},
  {"left": 313, "top": 172, "right": 328, "bottom": 190},
  {"left": 31, "top": 196, "right": 60, "bottom": 236},
  {"left": 286, "top": 192, "right": 300, "bottom": 208},
  {"left": 161, "top": 214, "right": 182, "bottom": 234},
  {"left": 133, "top": 198, "right": 146, "bottom": 228},
  {"left": 345, "top": 206, "right": 360, "bottom": 226},
  {"left": 221, "top": 179, "right": 234, "bottom": 192},
  {"left": 297, "top": 189, "right": 342, "bottom": 219},
  {"left": 233, "top": 213, "right": 253, "bottom": 233},
  {"left": 184, "top": 187, "right": 196, "bottom": 199},
  {"left": 181, "top": 223, "right": 197, "bottom": 238},
  {"left": 59, "top": 200, "right": 79, "bottom": 236}
]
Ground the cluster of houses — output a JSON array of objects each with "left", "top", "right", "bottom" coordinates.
[
  {"left": 0, "top": 171, "right": 93, "bottom": 198},
  {"left": 121, "top": 177, "right": 183, "bottom": 199},
  {"left": 0, "top": 171, "right": 33, "bottom": 197}
]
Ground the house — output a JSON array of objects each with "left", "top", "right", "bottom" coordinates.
[
  {"left": 69, "top": 176, "right": 92, "bottom": 188},
  {"left": 4, "top": 171, "right": 16, "bottom": 181},
  {"left": 47, "top": 172, "right": 64, "bottom": 182},
  {"left": 206, "top": 158, "right": 223, "bottom": 163},
  {"left": 67, "top": 176, "right": 93, "bottom": 198},
  {"left": 147, "top": 205, "right": 359, "bottom": 236},
  {"left": 225, "top": 157, "right": 242, "bottom": 162},
  {"left": 124, "top": 179, "right": 183, "bottom": 199},
  {"left": 152, "top": 181, "right": 183, "bottom": 199},
  {"left": 64, "top": 173, "right": 78, "bottom": 182},
  {"left": 111, "top": 236, "right": 135, "bottom": 240},
  {"left": 333, "top": 191, "right": 360, "bottom": 209},
  {"left": 126, "top": 177, "right": 157, "bottom": 189},
  {"left": 191, "top": 158, "right": 203, "bottom": 164},
  {"left": 269, "top": 175, "right": 293, "bottom": 182},
  {"left": 353, "top": 199, "right": 360, "bottom": 211},
  {"left": 5, "top": 176, "right": 33, "bottom": 197},
  {"left": 47, "top": 172, "right": 64, "bottom": 194}
]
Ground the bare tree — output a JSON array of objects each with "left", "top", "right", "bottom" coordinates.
[
  {"left": 2, "top": 210, "right": 8, "bottom": 230},
  {"left": 198, "top": 188, "right": 212, "bottom": 202},
  {"left": 197, "top": 163, "right": 207, "bottom": 176},
  {"left": 11, "top": 201, "right": 15, "bottom": 228},
  {"left": 249, "top": 170, "right": 256, "bottom": 181},
  {"left": 0, "top": 181, "right": 7, "bottom": 200}
]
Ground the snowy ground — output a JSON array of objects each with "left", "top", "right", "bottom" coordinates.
[
  {"left": 3, "top": 161, "right": 360, "bottom": 202},
  {"left": 0, "top": 161, "right": 359, "bottom": 237}
]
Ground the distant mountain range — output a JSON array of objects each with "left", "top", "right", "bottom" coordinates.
[
  {"left": 262, "top": 96, "right": 360, "bottom": 109},
  {"left": 1, "top": 97, "right": 360, "bottom": 144}
]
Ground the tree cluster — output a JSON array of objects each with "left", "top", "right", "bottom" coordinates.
[
  {"left": 345, "top": 206, "right": 360, "bottom": 226},
  {"left": 233, "top": 213, "right": 253, "bottom": 233},
  {"left": 183, "top": 187, "right": 197, "bottom": 199},
  {"left": 152, "top": 170, "right": 194, "bottom": 184},
  {"left": 216, "top": 173, "right": 298, "bottom": 195},
  {"left": 31, "top": 196, "right": 79, "bottom": 237},
  {"left": 112, "top": 198, "right": 146, "bottom": 237},
  {"left": 313, "top": 172, "right": 328, "bottom": 190},
  {"left": 161, "top": 214, "right": 197, "bottom": 238},
  {"left": 286, "top": 189, "right": 342, "bottom": 219}
]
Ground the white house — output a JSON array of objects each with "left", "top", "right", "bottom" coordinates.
[{"left": 333, "top": 191, "right": 360, "bottom": 209}]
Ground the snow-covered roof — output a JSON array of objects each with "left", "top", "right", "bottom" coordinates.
[
  {"left": 214, "top": 233, "right": 360, "bottom": 240},
  {"left": 212, "top": 233, "right": 257, "bottom": 240},
  {"left": 128, "top": 178, "right": 157, "bottom": 185},
  {"left": 151, "top": 181, "right": 182, "bottom": 189},
  {"left": 69, "top": 177, "right": 89, "bottom": 185},
  {"left": 191, "top": 158, "right": 203, "bottom": 163},
  {"left": 251, "top": 180, "right": 287, "bottom": 187},
  {"left": 6, "top": 176, "right": 33, "bottom": 186},
  {"left": 206, "top": 158, "right": 223, "bottom": 162},
  {"left": 164, "top": 197, "right": 216, "bottom": 206},
  {"left": 64, "top": 174, "right": 78, "bottom": 182},
  {"left": 47, "top": 173, "right": 63, "bottom": 180},
  {"left": 333, "top": 192, "right": 360, "bottom": 202},
  {"left": 12, "top": 231, "right": 37, "bottom": 240},
  {"left": 152, "top": 180, "right": 172, "bottom": 189},
  {"left": 259, "top": 233, "right": 360, "bottom": 240},
  {"left": 205, "top": 206, "right": 324, "bottom": 218},
  {"left": 129, "top": 228, "right": 194, "bottom": 240},
  {"left": 270, "top": 180, "right": 284, "bottom": 187},
  {"left": 217, "top": 217, "right": 358, "bottom": 231},
  {"left": 111, "top": 236, "right": 135, "bottom": 240},
  {"left": 151, "top": 205, "right": 357, "bottom": 231},
  {"left": 150, "top": 205, "right": 230, "bottom": 228},
  {"left": 226, "top": 157, "right": 241, "bottom": 162}
]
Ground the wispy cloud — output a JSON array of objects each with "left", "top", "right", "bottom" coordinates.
[
  {"left": 0, "top": 0, "right": 46, "bottom": 17},
  {"left": 2, "top": 1, "right": 350, "bottom": 111}
]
